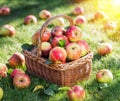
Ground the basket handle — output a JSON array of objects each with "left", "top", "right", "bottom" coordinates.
[{"left": 37, "top": 14, "right": 74, "bottom": 57}]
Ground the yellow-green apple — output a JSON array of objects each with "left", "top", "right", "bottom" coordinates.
[
  {"left": 41, "top": 42, "right": 52, "bottom": 57},
  {"left": 49, "top": 47, "right": 67, "bottom": 64},
  {"left": 97, "top": 43, "right": 112, "bottom": 56},
  {"left": 73, "top": 6, "right": 84, "bottom": 16},
  {"left": 0, "top": 7, "right": 10, "bottom": 16},
  {"left": 77, "top": 40, "right": 90, "bottom": 57},
  {"left": 32, "top": 30, "right": 51, "bottom": 45},
  {"left": 24, "top": 15, "right": 37, "bottom": 25},
  {"left": 52, "top": 17, "right": 65, "bottom": 26},
  {"left": 74, "top": 15, "right": 86, "bottom": 26},
  {"left": 94, "top": 11, "right": 106, "bottom": 20},
  {"left": 0, "top": 87, "right": 3, "bottom": 100},
  {"left": 104, "top": 21, "right": 116, "bottom": 30},
  {"left": 0, "top": 24, "right": 16, "bottom": 36},
  {"left": 11, "top": 68, "right": 25, "bottom": 78},
  {"left": 51, "top": 26, "right": 65, "bottom": 37},
  {"left": 0, "top": 63, "right": 8, "bottom": 78},
  {"left": 51, "top": 35, "right": 69, "bottom": 48},
  {"left": 67, "top": 85, "right": 85, "bottom": 101},
  {"left": 65, "top": 26, "right": 82, "bottom": 42},
  {"left": 39, "top": 10, "right": 51, "bottom": 19},
  {"left": 66, "top": 43, "right": 82, "bottom": 61},
  {"left": 96, "top": 69, "right": 113, "bottom": 83},
  {"left": 8, "top": 52, "right": 25, "bottom": 68},
  {"left": 13, "top": 73, "right": 31, "bottom": 89}
]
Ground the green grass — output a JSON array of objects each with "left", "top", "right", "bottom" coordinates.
[{"left": 0, "top": 0, "right": 120, "bottom": 101}]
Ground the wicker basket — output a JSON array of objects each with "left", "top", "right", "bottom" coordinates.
[{"left": 23, "top": 14, "right": 93, "bottom": 86}]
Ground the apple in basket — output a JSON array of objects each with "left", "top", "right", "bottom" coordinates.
[
  {"left": 49, "top": 46, "right": 67, "bottom": 64},
  {"left": 52, "top": 17, "right": 65, "bottom": 26},
  {"left": 32, "top": 30, "right": 51, "bottom": 45},
  {"left": 65, "top": 26, "right": 82, "bottom": 42},
  {"left": 67, "top": 85, "right": 86, "bottom": 101},
  {"left": 97, "top": 43, "right": 112, "bottom": 56},
  {"left": 73, "top": 6, "right": 84, "bottom": 16},
  {"left": 94, "top": 11, "right": 106, "bottom": 20},
  {"left": 24, "top": 15, "right": 37, "bottom": 25},
  {"left": 51, "top": 35, "right": 69, "bottom": 48},
  {"left": 0, "top": 63, "right": 8, "bottom": 78},
  {"left": 41, "top": 42, "right": 52, "bottom": 57},
  {"left": 51, "top": 26, "right": 65, "bottom": 37},
  {"left": 13, "top": 73, "right": 31, "bottom": 89},
  {"left": 8, "top": 52, "right": 25, "bottom": 68},
  {"left": 96, "top": 69, "right": 113, "bottom": 83},
  {"left": 39, "top": 10, "right": 51, "bottom": 19},
  {"left": 0, "top": 24, "right": 16, "bottom": 36},
  {"left": 74, "top": 15, "right": 86, "bottom": 26},
  {"left": 77, "top": 40, "right": 90, "bottom": 57},
  {"left": 66, "top": 43, "right": 82, "bottom": 61},
  {"left": 0, "top": 6, "right": 10, "bottom": 16}
]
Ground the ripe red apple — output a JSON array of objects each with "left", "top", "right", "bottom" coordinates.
[
  {"left": 13, "top": 73, "right": 31, "bottom": 89},
  {"left": 11, "top": 68, "right": 25, "bottom": 78},
  {"left": 0, "top": 24, "right": 16, "bottom": 36},
  {"left": 67, "top": 85, "right": 85, "bottom": 101},
  {"left": 49, "top": 47, "right": 67, "bottom": 64},
  {"left": 74, "top": 15, "right": 86, "bottom": 26},
  {"left": 0, "top": 7, "right": 10, "bottom": 16},
  {"left": 51, "top": 26, "right": 65, "bottom": 37},
  {"left": 8, "top": 52, "right": 25, "bottom": 68},
  {"left": 39, "top": 10, "right": 51, "bottom": 19},
  {"left": 77, "top": 40, "right": 90, "bottom": 57},
  {"left": 51, "top": 35, "right": 69, "bottom": 48},
  {"left": 73, "top": 6, "right": 84, "bottom": 16},
  {"left": 66, "top": 43, "right": 82, "bottom": 61},
  {"left": 94, "top": 11, "right": 106, "bottom": 20},
  {"left": 24, "top": 15, "right": 37, "bottom": 25},
  {"left": 41, "top": 42, "right": 52, "bottom": 57},
  {"left": 104, "top": 21, "right": 116, "bottom": 30},
  {"left": 65, "top": 26, "right": 82, "bottom": 42},
  {"left": 97, "top": 43, "right": 112, "bottom": 56},
  {"left": 0, "top": 63, "right": 8, "bottom": 78},
  {"left": 52, "top": 17, "right": 65, "bottom": 26},
  {"left": 96, "top": 69, "right": 113, "bottom": 83}
]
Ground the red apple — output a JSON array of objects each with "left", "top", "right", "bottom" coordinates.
[
  {"left": 0, "top": 63, "right": 8, "bottom": 78},
  {"left": 39, "top": 10, "right": 51, "bottom": 19},
  {"left": 51, "top": 35, "right": 69, "bottom": 48},
  {"left": 77, "top": 40, "right": 90, "bottom": 57},
  {"left": 66, "top": 43, "right": 82, "bottom": 61},
  {"left": 52, "top": 17, "right": 65, "bottom": 26},
  {"left": 41, "top": 42, "right": 52, "bottom": 57},
  {"left": 74, "top": 15, "right": 86, "bottom": 26},
  {"left": 67, "top": 85, "right": 85, "bottom": 101},
  {"left": 13, "top": 73, "right": 31, "bottom": 89},
  {"left": 11, "top": 68, "right": 25, "bottom": 78},
  {"left": 51, "top": 26, "right": 65, "bottom": 37},
  {"left": 0, "top": 24, "right": 16, "bottom": 36},
  {"left": 49, "top": 46, "right": 67, "bottom": 64},
  {"left": 73, "top": 6, "right": 84, "bottom": 16},
  {"left": 104, "top": 21, "right": 116, "bottom": 30},
  {"left": 65, "top": 26, "right": 82, "bottom": 42},
  {"left": 24, "top": 15, "right": 37, "bottom": 25},
  {"left": 97, "top": 43, "right": 112, "bottom": 56},
  {"left": 0, "top": 7, "right": 10, "bottom": 16},
  {"left": 94, "top": 11, "right": 106, "bottom": 20},
  {"left": 96, "top": 69, "right": 113, "bottom": 83},
  {"left": 8, "top": 52, "right": 25, "bottom": 68}
]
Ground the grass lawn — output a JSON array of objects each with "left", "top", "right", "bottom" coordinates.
[{"left": 0, "top": 0, "right": 120, "bottom": 101}]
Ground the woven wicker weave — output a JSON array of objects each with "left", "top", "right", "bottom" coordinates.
[{"left": 23, "top": 14, "right": 93, "bottom": 86}]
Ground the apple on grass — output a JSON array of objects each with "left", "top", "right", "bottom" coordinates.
[
  {"left": 96, "top": 69, "right": 113, "bottom": 83},
  {"left": 49, "top": 47, "right": 67, "bottom": 64},
  {"left": 0, "top": 24, "right": 16, "bottom": 36},
  {"left": 73, "top": 6, "right": 84, "bottom": 16},
  {"left": 24, "top": 15, "right": 37, "bottom": 25},
  {"left": 52, "top": 17, "right": 65, "bottom": 26},
  {"left": 94, "top": 11, "right": 106, "bottom": 20},
  {"left": 66, "top": 43, "right": 82, "bottom": 61},
  {"left": 0, "top": 87, "right": 3, "bottom": 100},
  {"left": 39, "top": 10, "right": 51, "bottom": 19},
  {"left": 0, "top": 63, "right": 8, "bottom": 78},
  {"left": 8, "top": 52, "right": 25, "bottom": 68},
  {"left": 0, "top": 7, "right": 10, "bottom": 16},
  {"left": 104, "top": 21, "right": 116, "bottom": 30},
  {"left": 67, "top": 85, "right": 85, "bottom": 101},
  {"left": 13, "top": 73, "right": 31, "bottom": 89},
  {"left": 74, "top": 15, "right": 86, "bottom": 26}
]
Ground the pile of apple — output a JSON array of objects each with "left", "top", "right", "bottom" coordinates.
[{"left": 32, "top": 25, "right": 90, "bottom": 64}]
